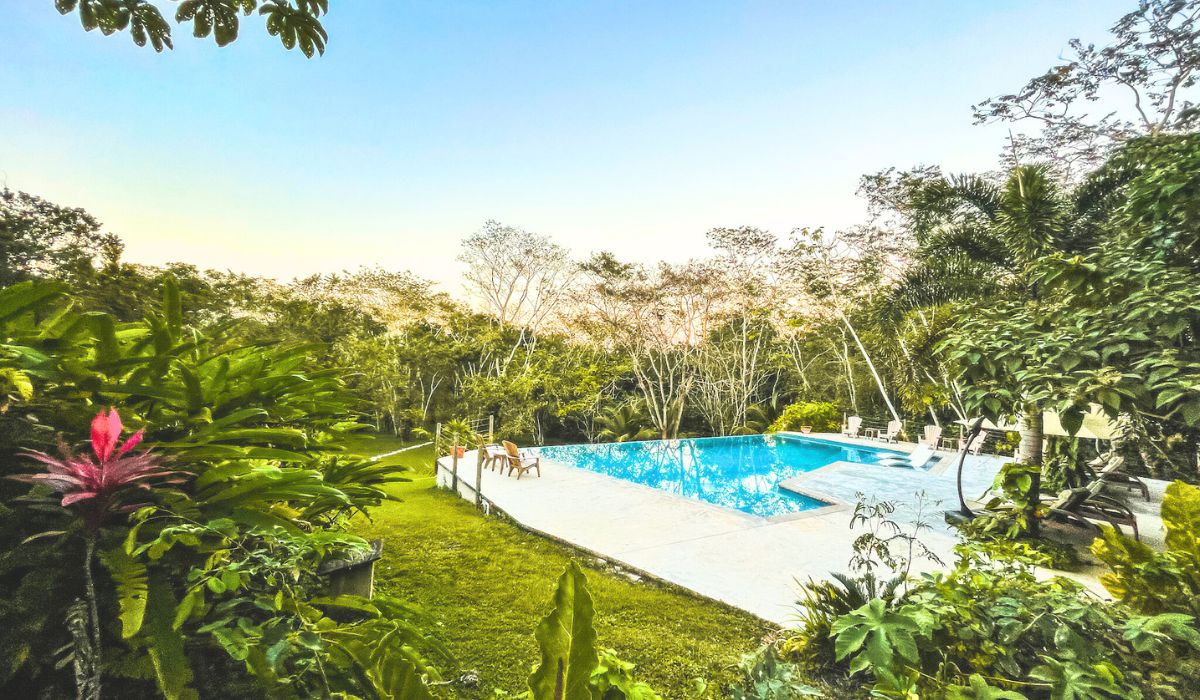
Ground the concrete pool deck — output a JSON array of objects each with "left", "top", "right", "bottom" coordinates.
[{"left": 436, "top": 433, "right": 1012, "bottom": 624}]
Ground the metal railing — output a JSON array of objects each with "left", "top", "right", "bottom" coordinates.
[{"left": 844, "top": 412, "right": 1004, "bottom": 453}]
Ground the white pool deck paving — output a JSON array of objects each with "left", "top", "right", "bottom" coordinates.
[{"left": 434, "top": 433, "right": 1163, "bottom": 625}]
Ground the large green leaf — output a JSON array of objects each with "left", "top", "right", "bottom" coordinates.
[
  {"left": 529, "top": 561, "right": 599, "bottom": 700},
  {"left": 945, "top": 674, "right": 1029, "bottom": 699},
  {"left": 162, "top": 274, "right": 182, "bottom": 341},
  {"left": 0, "top": 280, "right": 65, "bottom": 323},
  {"left": 831, "top": 598, "right": 924, "bottom": 677},
  {"left": 1028, "top": 657, "right": 1123, "bottom": 700}
]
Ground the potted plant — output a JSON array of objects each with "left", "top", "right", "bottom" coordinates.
[
  {"left": 442, "top": 419, "right": 478, "bottom": 459},
  {"left": 800, "top": 425, "right": 812, "bottom": 434}
]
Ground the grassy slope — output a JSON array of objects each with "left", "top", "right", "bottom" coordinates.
[{"left": 343, "top": 433, "right": 774, "bottom": 698}]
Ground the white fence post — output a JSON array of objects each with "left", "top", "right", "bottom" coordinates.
[{"left": 433, "top": 422, "right": 442, "bottom": 483}]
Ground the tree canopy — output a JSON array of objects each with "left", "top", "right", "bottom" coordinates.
[{"left": 52, "top": 0, "right": 330, "bottom": 56}]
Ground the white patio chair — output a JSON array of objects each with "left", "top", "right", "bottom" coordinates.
[{"left": 921, "top": 424, "right": 943, "bottom": 449}]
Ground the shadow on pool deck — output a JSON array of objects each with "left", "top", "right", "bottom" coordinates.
[{"left": 436, "top": 434, "right": 1008, "bottom": 624}]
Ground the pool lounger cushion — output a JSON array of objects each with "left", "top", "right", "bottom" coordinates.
[{"left": 877, "top": 455, "right": 939, "bottom": 470}]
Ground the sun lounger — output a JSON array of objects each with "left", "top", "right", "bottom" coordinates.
[
  {"left": 1085, "top": 455, "right": 1149, "bottom": 501},
  {"left": 1044, "top": 484, "right": 1139, "bottom": 540},
  {"left": 878, "top": 444, "right": 936, "bottom": 470}
]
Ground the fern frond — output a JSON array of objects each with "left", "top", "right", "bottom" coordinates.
[{"left": 99, "top": 547, "right": 148, "bottom": 639}]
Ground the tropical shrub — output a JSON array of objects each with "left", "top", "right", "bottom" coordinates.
[
  {"left": 785, "top": 572, "right": 901, "bottom": 668},
  {"left": 596, "top": 401, "right": 657, "bottom": 443},
  {"left": 952, "top": 516, "right": 1079, "bottom": 570},
  {"left": 728, "top": 643, "right": 821, "bottom": 699},
  {"left": 822, "top": 541, "right": 1200, "bottom": 699},
  {"left": 6, "top": 409, "right": 187, "bottom": 699},
  {"left": 767, "top": 402, "right": 840, "bottom": 434},
  {"left": 0, "top": 280, "right": 439, "bottom": 698},
  {"left": 979, "top": 461, "right": 1044, "bottom": 536},
  {"left": 1092, "top": 480, "right": 1200, "bottom": 616},
  {"left": 784, "top": 494, "right": 929, "bottom": 673}
]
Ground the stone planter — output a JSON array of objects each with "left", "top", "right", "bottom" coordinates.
[{"left": 318, "top": 539, "right": 384, "bottom": 599}]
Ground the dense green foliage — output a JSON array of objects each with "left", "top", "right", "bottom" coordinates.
[
  {"left": 0, "top": 280, "right": 440, "bottom": 697},
  {"left": 829, "top": 546, "right": 1200, "bottom": 698},
  {"left": 767, "top": 402, "right": 841, "bottom": 434},
  {"left": 1093, "top": 481, "right": 1200, "bottom": 617},
  {"left": 789, "top": 535, "right": 1200, "bottom": 699}
]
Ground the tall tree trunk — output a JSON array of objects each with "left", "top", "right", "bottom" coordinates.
[
  {"left": 840, "top": 312, "right": 901, "bottom": 424},
  {"left": 839, "top": 341, "right": 858, "bottom": 412},
  {"left": 1019, "top": 408, "right": 1043, "bottom": 536}
]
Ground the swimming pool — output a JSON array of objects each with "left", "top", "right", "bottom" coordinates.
[{"left": 533, "top": 434, "right": 904, "bottom": 518}]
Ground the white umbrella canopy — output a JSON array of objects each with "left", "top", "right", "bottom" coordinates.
[{"left": 953, "top": 405, "right": 1118, "bottom": 441}]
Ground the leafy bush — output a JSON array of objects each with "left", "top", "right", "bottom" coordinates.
[
  {"left": 1092, "top": 480, "right": 1200, "bottom": 616},
  {"left": 0, "top": 280, "right": 437, "bottom": 698},
  {"left": 953, "top": 516, "right": 1080, "bottom": 571},
  {"left": 596, "top": 401, "right": 657, "bottom": 443},
  {"left": 784, "top": 493, "right": 938, "bottom": 672},
  {"left": 785, "top": 572, "right": 901, "bottom": 668},
  {"left": 824, "top": 542, "right": 1200, "bottom": 698},
  {"left": 728, "top": 643, "right": 821, "bottom": 699},
  {"left": 767, "top": 402, "right": 840, "bottom": 434}
]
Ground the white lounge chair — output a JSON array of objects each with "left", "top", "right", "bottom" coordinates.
[
  {"left": 1087, "top": 454, "right": 1149, "bottom": 500},
  {"left": 961, "top": 429, "right": 989, "bottom": 456},
  {"left": 878, "top": 445, "right": 937, "bottom": 470},
  {"left": 842, "top": 416, "right": 862, "bottom": 438},
  {"left": 875, "top": 419, "right": 902, "bottom": 443},
  {"left": 921, "top": 424, "right": 943, "bottom": 449}
]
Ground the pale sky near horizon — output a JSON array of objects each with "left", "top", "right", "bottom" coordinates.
[{"left": 2, "top": 1, "right": 1128, "bottom": 292}]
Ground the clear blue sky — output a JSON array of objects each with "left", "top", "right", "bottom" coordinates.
[{"left": 1, "top": 1, "right": 1128, "bottom": 288}]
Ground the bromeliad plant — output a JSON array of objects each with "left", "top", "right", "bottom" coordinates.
[
  {"left": 9, "top": 409, "right": 186, "bottom": 700},
  {"left": 14, "top": 409, "right": 184, "bottom": 529}
]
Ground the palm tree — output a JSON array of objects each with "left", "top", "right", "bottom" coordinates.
[
  {"left": 884, "top": 165, "right": 1111, "bottom": 532},
  {"left": 595, "top": 401, "right": 657, "bottom": 443}
]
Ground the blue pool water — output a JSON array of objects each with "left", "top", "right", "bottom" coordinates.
[{"left": 534, "top": 434, "right": 904, "bottom": 518}]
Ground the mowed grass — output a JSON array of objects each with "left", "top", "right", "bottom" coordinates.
[{"left": 342, "top": 433, "right": 775, "bottom": 697}]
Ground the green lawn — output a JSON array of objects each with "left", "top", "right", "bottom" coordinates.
[{"left": 343, "top": 433, "right": 775, "bottom": 697}]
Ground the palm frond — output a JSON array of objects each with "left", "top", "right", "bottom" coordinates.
[
  {"left": 881, "top": 254, "right": 1009, "bottom": 324},
  {"left": 998, "top": 165, "right": 1067, "bottom": 266}
]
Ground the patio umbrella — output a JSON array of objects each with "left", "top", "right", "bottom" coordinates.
[{"left": 952, "top": 405, "right": 1118, "bottom": 441}]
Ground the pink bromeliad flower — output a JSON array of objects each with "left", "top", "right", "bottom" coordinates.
[{"left": 10, "top": 409, "right": 184, "bottom": 529}]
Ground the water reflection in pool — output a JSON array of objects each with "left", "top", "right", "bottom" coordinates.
[{"left": 534, "top": 434, "right": 903, "bottom": 518}]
